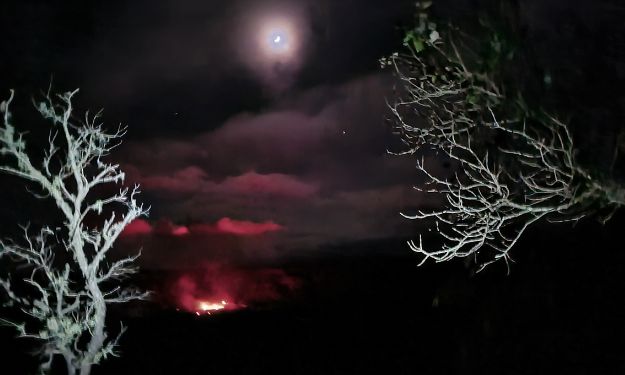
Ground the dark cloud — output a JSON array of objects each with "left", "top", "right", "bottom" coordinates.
[
  {"left": 134, "top": 167, "right": 319, "bottom": 198},
  {"left": 120, "top": 74, "right": 413, "bottom": 181},
  {"left": 115, "top": 72, "right": 430, "bottom": 267}
]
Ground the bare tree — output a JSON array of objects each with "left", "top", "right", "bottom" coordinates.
[
  {"left": 0, "top": 88, "right": 149, "bottom": 374},
  {"left": 384, "top": 2, "right": 625, "bottom": 271}
]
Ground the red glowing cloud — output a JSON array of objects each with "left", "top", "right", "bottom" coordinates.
[
  {"left": 122, "top": 217, "right": 284, "bottom": 238},
  {"left": 122, "top": 219, "right": 153, "bottom": 236},
  {"left": 154, "top": 220, "right": 191, "bottom": 237},
  {"left": 215, "top": 217, "right": 283, "bottom": 236}
]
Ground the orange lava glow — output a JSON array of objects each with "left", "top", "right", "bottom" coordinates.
[
  {"left": 170, "top": 262, "right": 300, "bottom": 316},
  {"left": 196, "top": 300, "right": 228, "bottom": 315}
]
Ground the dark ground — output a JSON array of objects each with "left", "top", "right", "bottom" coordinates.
[{"left": 2, "top": 212, "right": 625, "bottom": 375}]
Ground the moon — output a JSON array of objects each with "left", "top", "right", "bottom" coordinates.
[
  {"left": 267, "top": 29, "right": 289, "bottom": 53},
  {"left": 233, "top": 3, "right": 311, "bottom": 91}
]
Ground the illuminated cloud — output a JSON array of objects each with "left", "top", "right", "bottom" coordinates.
[
  {"left": 136, "top": 168, "right": 318, "bottom": 199},
  {"left": 220, "top": 171, "right": 318, "bottom": 198},
  {"left": 154, "top": 220, "right": 192, "bottom": 237},
  {"left": 215, "top": 217, "right": 283, "bottom": 236},
  {"left": 122, "top": 219, "right": 154, "bottom": 236},
  {"left": 122, "top": 217, "right": 284, "bottom": 238},
  {"left": 140, "top": 166, "right": 209, "bottom": 194}
]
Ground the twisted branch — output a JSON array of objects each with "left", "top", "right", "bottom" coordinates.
[
  {"left": 384, "top": 11, "right": 625, "bottom": 271},
  {"left": 0, "top": 89, "right": 149, "bottom": 374}
]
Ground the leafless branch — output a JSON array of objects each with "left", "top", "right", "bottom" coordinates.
[{"left": 384, "top": 18, "right": 625, "bottom": 271}]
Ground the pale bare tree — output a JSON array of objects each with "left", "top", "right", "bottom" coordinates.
[
  {"left": 384, "top": 3, "right": 625, "bottom": 271},
  {"left": 0, "top": 88, "right": 149, "bottom": 374}
]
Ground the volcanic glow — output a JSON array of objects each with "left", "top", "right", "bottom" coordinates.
[
  {"left": 170, "top": 262, "right": 300, "bottom": 316},
  {"left": 198, "top": 300, "right": 226, "bottom": 311},
  {"left": 195, "top": 300, "right": 228, "bottom": 315}
]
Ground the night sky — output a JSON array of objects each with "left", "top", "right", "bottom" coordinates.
[
  {"left": 2, "top": 1, "right": 625, "bottom": 374},
  {"left": 0, "top": 0, "right": 432, "bottom": 269},
  {"left": 3, "top": 0, "right": 624, "bottom": 268}
]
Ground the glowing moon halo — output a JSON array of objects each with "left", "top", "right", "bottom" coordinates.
[
  {"left": 258, "top": 18, "right": 297, "bottom": 60},
  {"left": 234, "top": 4, "right": 311, "bottom": 90}
]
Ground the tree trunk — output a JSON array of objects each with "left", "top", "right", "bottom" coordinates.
[{"left": 79, "top": 280, "right": 107, "bottom": 375}]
